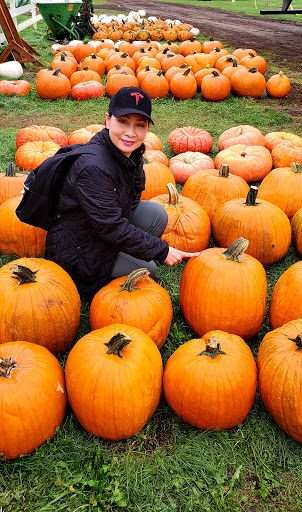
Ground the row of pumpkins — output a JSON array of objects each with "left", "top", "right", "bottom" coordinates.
[
  {"left": 0, "top": 35, "right": 290, "bottom": 101},
  {"left": 1, "top": 123, "right": 302, "bottom": 459}
]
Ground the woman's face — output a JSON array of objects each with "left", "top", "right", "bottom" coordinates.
[{"left": 105, "top": 113, "right": 149, "bottom": 157}]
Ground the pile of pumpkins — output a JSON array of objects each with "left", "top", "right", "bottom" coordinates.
[
  {"left": 38, "top": 36, "right": 290, "bottom": 102},
  {"left": 1, "top": 122, "right": 302, "bottom": 460}
]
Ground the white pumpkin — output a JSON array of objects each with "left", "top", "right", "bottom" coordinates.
[
  {"left": 137, "top": 9, "right": 146, "bottom": 17},
  {"left": 190, "top": 27, "right": 200, "bottom": 36},
  {"left": 0, "top": 61, "right": 23, "bottom": 79}
]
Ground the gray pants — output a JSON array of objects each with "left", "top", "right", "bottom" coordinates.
[{"left": 111, "top": 200, "right": 168, "bottom": 280}]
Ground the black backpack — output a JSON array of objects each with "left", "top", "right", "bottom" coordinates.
[{"left": 16, "top": 143, "right": 100, "bottom": 231}]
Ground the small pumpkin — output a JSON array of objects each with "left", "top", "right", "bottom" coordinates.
[
  {"left": 168, "top": 151, "right": 214, "bottom": 184},
  {"left": 264, "top": 131, "right": 302, "bottom": 153},
  {"left": 90, "top": 268, "right": 173, "bottom": 349},
  {"left": 71, "top": 80, "right": 106, "bottom": 101},
  {"left": 70, "top": 67, "right": 102, "bottom": 89},
  {"left": 105, "top": 72, "right": 139, "bottom": 98},
  {"left": 65, "top": 324, "right": 163, "bottom": 440},
  {"left": 143, "top": 131, "right": 162, "bottom": 151},
  {"left": 0, "top": 79, "right": 31, "bottom": 96},
  {"left": 163, "top": 330, "right": 257, "bottom": 430},
  {"left": 266, "top": 71, "right": 290, "bottom": 98},
  {"left": 0, "top": 341, "right": 66, "bottom": 460}
]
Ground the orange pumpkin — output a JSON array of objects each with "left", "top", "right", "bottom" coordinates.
[
  {"left": 140, "top": 69, "right": 169, "bottom": 99},
  {"left": 0, "top": 163, "right": 27, "bottom": 204},
  {"left": 143, "top": 149, "right": 169, "bottom": 166},
  {"left": 70, "top": 67, "right": 102, "bottom": 89},
  {"left": 291, "top": 208, "right": 302, "bottom": 256},
  {"left": 266, "top": 71, "right": 290, "bottom": 98},
  {"left": 163, "top": 330, "right": 257, "bottom": 430},
  {"left": 182, "top": 164, "right": 250, "bottom": 222},
  {"left": 214, "top": 144, "right": 273, "bottom": 182},
  {"left": 72, "top": 41, "right": 96, "bottom": 63},
  {"left": 241, "top": 52, "right": 267, "bottom": 75},
  {"left": 0, "top": 341, "right": 66, "bottom": 460},
  {"left": 269, "top": 261, "right": 302, "bottom": 329},
  {"left": 90, "top": 268, "right": 173, "bottom": 349},
  {"left": 168, "top": 126, "right": 213, "bottom": 154},
  {"left": 36, "top": 68, "right": 71, "bottom": 100},
  {"left": 0, "top": 258, "right": 81, "bottom": 353},
  {"left": 179, "top": 237, "right": 267, "bottom": 340},
  {"left": 65, "top": 324, "right": 163, "bottom": 440},
  {"left": 169, "top": 68, "right": 197, "bottom": 100},
  {"left": 0, "top": 195, "right": 47, "bottom": 256},
  {"left": 51, "top": 52, "right": 77, "bottom": 79},
  {"left": 201, "top": 70, "right": 231, "bottom": 101},
  {"left": 271, "top": 141, "right": 302, "bottom": 168},
  {"left": 105, "top": 72, "right": 139, "bottom": 98},
  {"left": 264, "top": 131, "right": 302, "bottom": 152},
  {"left": 16, "top": 125, "right": 69, "bottom": 148},
  {"left": 257, "top": 163, "right": 302, "bottom": 221},
  {"left": 143, "top": 131, "right": 162, "bottom": 151},
  {"left": 211, "top": 186, "right": 291, "bottom": 266},
  {"left": 15, "top": 141, "right": 60, "bottom": 172},
  {"left": 0, "top": 79, "right": 31, "bottom": 96},
  {"left": 68, "top": 124, "right": 105, "bottom": 145},
  {"left": 179, "top": 39, "right": 202, "bottom": 56},
  {"left": 141, "top": 157, "right": 176, "bottom": 200},
  {"left": 202, "top": 38, "right": 224, "bottom": 54},
  {"left": 231, "top": 67, "right": 266, "bottom": 98},
  {"left": 150, "top": 182, "right": 211, "bottom": 252},
  {"left": 257, "top": 319, "right": 302, "bottom": 444},
  {"left": 80, "top": 53, "right": 106, "bottom": 76}
]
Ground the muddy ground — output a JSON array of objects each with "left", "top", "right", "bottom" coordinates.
[{"left": 97, "top": 0, "right": 302, "bottom": 121}]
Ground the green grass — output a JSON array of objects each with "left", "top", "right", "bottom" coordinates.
[{"left": 1, "top": 12, "right": 302, "bottom": 512}]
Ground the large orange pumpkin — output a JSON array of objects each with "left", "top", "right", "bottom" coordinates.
[
  {"left": 15, "top": 141, "right": 60, "bottom": 172},
  {"left": 0, "top": 195, "right": 47, "bottom": 256},
  {"left": 218, "top": 125, "right": 265, "bottom": 150},
  {"left": 269, "top": 260, "right": 302, "bottom": 329},
  {"left": 214, "top": 144, "right": 273, "bottom": 182},
  {"left": 68, "top": 124, "right": 105, "bottom": 145},
  {"left": 264, "top": 131, "right": 302, "bottom": 153},
  {"left": 257, "top": 162, "right": 302, "bottom": 221},
  {"left": 271, "top": 141, "right": 302, "bottom": 168},
  {"left": 90, "top": 268, "right": 172, "bottom": 349},
  {"left": 179, "top": 237, "right": 267, "bottom": 340},
  {"left": 231, "top": 67, "right": 266, "bottom": 98},
  {"left": 182, "top": 164, "right": 250, "bottom": 222},
  {"left": 0, "top": 162, "right": 27, "bottom": 205},
  {"left": 163, "top": 330, "right": 257, "bottom": 430},
  {"left": 16, "top": 125, "right": 68, "bottom": 148},
  {"left": 65, "top": 324, "right": 163, "bottom": 440},
  {"left": 0, "top": 341, "right": 66, "bottom": 460},
  {"left": 168, "top": 126, "right": 213, "bottom": 155},
  {"left": 150, "top": 182, "right": 211, "bottom": 252},
  {"left": 211, "top": 186, "right": 291, "bottom": 266},
  {"left": 36, "top": 68, "right": 71, "bottom": 100},
  {"left": 291, "top": 208, "right": 302, "bottom": 256},
  {"left": 0, "top": 258, "right": 81, "bottom": 353},
  {"left": 257, "top": 319, "right": 302, "bottom": 443}
]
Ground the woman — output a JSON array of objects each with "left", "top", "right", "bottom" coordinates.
[{"left": 45, "top": 87, "right": 199, "bottom": 299}]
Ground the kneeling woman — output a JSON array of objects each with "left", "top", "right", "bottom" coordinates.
[{"left": 45, "top": 87, "right": 199, "bottom": 299}]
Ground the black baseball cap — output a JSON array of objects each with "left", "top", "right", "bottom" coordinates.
[{"left": 108, "top": 86, "right": 154, "bottom": 124}]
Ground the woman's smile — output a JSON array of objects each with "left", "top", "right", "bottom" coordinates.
[{"left": 106, "top": 113, "right": 149, "bottom": 157}]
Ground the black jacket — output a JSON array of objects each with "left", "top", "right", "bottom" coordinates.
[{"left": 45, "top": 128, "right": 169, "bottom": 298}]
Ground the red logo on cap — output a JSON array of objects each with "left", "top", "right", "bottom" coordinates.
[{"left": 130, "top": 92, "right": 144, "bottom": 105}]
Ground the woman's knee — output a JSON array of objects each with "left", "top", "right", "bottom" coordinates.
[{"left": 131, "top": 201, "right": 168, "bottom": 236}]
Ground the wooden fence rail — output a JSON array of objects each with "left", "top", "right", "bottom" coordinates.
[{"left": 0, "top": 0, "right": 42, "bottom": 43}]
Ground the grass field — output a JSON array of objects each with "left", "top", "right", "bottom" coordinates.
[{"left": 1, "top": 8, "right": 302, "bottom": 512}]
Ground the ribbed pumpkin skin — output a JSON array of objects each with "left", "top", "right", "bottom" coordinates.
[
  {"left": 0, "top": 170, "right": 26, "bottom": 205},
  {"left": 0, "top": 196, "right": 47, "bottom": 256},
  {"left": 150, "top": 187, "right": 211, "bottom": 252},
  {"left": 163, "top": 330, "right": 257, "bottom": 430},
  {"left": 0, "top": 341, "right": 66, "bottom": 460},
  {"left": 182, "top": 168, "right": 249, "bottom": 222},
  {"left": 257, "top": 165, "right": 302, "bottom": 221},
  {"left": 211, "top": 196, "right": 291, "bottom": 266},
  {"left": 90, "top": 272, "right": 173, "bottom": 349},
  {"left": 269, "top": 261, "right": 302, "bottom": 329},
  {"left": 68, "top": 124, "right": 104, "bottom": 144},
  {"left": 218, "top": 125, "right": 265, "bottom": 150},
  {"left": 214, "top": 144, "right": 273, "bottom": 182},
  {"left": 264, "top": 132, "right": 302, "bottom": 153},
  {"left": 291, "top": 208, "right": 302, "bottom": 256},
  {"left": 0, "top": 258, "right": 81, "bottom": 353},
  {"left": 141, "top": 160, "right": 176, "bottom": 200},
  {"left": 257, "top": 319, "right": 302, "bottom": 443},
  {"left": 15, "top": 125, "right": 68, "bottom": 148},
  {"left": 271, "top": 141, "right": 302, "bottom": 168},
  {"left": 168, "top": 126, "right": 213, "bottom": 155},
  {"left": 179, "top": 244, "right": 267, "bottom": 340},
  {"left": 168, "top": 151, "right": 214, "bottom": 184},
  {"left": 65, "top": 324, "right": 163, "bottom": 440},
  {"left": 15, "top": 141, "right": 60, "bottom": 171}
]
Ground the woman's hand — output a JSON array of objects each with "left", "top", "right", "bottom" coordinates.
[{"left": 164, "top": 246, "right": 200, "bottom": 266}]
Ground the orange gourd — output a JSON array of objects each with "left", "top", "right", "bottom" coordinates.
[
  {"left": 15, "top": 141, "right": 60, "bottom": 172},
  {"left": 214, "top": 144, "right": 273, "bottom": 182},
  {"left": 0, "top": 162, "right": 27, "bottom": 204},
  {"left": 269, "top": 261, "right": 302, "bottom": 329},
  {"left": 168, "top": 151, "right": 214, "bottom": 184},
  {"left": 141, "top": 157, "right": 176, "bottom": 200}
]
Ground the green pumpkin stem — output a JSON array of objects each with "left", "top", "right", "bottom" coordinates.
[
  {"left": 9, "top": 264, "right": 38, "bottom": 284},
  {"left": 0, "top": 357, "right": 17, "bottom": 378},
  {"left": 218, "top": 164, "right": 230, "bottom": 177},
  {"left": 5, "top": 162, "right": 17, "bottom": 177},
  {"left": 291, "top": 163, "right": 302, "bottom": 173},
  {"left": 211, "top": 70, "right": 220, "bottom": 77},
  {"left": 198, "top": 336, "right": 226, "bottom": 359},
  {"left": 53, "top": 68, "right": 61, "bottom": 76},
  {"left": 245, "top": 185, "right": 258, "bottom": 206},
  {"left": 222, "top": 237, "right": 249, "bottom": 262},
  {"left": 119, "top": 268, "right": 150, "bottom": 292},
  {"left": 105, "top": 332, "right": 132, "bottom": 358},
  {"left": 248, "top": 68, "right": 258, "bottom": 74}
]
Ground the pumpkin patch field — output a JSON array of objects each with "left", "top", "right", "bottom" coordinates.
[{"left": 1, "top": 3, "right": 302, "bottom": 510}]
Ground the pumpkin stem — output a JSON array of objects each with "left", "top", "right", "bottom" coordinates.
[
  {"left": 288, "top": 333, "right": 302, "bottom": 350},
  {"left": 248, "top": 68, "right": 258, "bottom": 74},
  {"left": 211, "top": 70, "right": 220, "bottom": 77},
  {"left": 0, "top": 357, "right": 17, "bottom": 378},
  {"left": 222, "top": 237, "right": 249, "bottom": 262},
  {"left": 291, "top": 163, "right": 302, "bottom": 174},
  {"left": 9, "top": 264, "right": 38, "bottom": 284},
  {"left": 5, "top": 162, "right": 17, "bottom": 177},
  {"left": 119, "top": 268, "right": 150, "bottom": 292},
  {"left": 197, "top": 336, "right": 226, "bottom": 359},
  {"left": 218, "top": 164, "right": 230, "bottom": 177},
  {"left": 245, "top": 185, "right": 258, "bottom": 206},
  {"left": 53, "top": 68, "right": 61, "bottom": 76},
  {"left": 166, "top": 182, "right": 179, "bottom": 206},
  {"left": 105, "top": 332, "right": 132, "bottom": 358}
]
